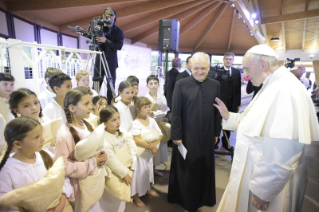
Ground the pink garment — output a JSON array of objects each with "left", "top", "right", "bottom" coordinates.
[{"left": 55, "top": 123, "right": 97, "bottom": 202}]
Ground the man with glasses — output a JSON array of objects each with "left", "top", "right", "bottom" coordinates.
[{"left": 95, "top": 7, "right": 124, "bottom": 104}]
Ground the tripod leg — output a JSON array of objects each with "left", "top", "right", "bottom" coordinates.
[{"left": 100, "top": 52, "right": 116, "bottom": 97}]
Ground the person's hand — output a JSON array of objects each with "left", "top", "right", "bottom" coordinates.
[
  {"left": 213, "top": 97, "right": 230, "bottom": 120},
  {"left": 94, "top": 151, "right": 108, "bottom": 166},
  {"left": 123, "top": 174, "right": 132, "bottom": 186},
  {"left": 215, "top": 137, "right": 219, "bottom": 144},
  {"left": 162, "top": 117, "right": 169, "bottom": 122},
  {"left": 173, "top": 140, "right": 182, "bottom": 146},
  {"left": 96, "top": 36, "right": 106, "bottom": 43},
  {"left": 252, "top": 194, "right": 269, "bottom": 211},
  {"left": 150, "top": 146, "right": 158, "bottom": 155}
]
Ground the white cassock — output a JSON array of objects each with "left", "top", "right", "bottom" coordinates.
[
  {"left": 217, "top": 66, "right": 319, "bottom": 212},
  {"left": 43, "top": 99, "right": 66, "bottom": 123},
  {"left": 145, "top": 92, "right": 170, "bottom": 165},
  {"left": 38, "top": 87, "right": 56, "bottom": 109}
]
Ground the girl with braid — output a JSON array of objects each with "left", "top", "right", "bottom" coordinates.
[
  {"left": 9, "top": 88, "right": 50, "bottom": 123},
  {"left": 0, "top": 117, "right": 73, "bottom": 211},
  {"left": 55, "top": 86, "right": 108, "bottom": 211}
]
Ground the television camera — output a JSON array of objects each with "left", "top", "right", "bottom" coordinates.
[{"left": 285, "top": 58, "right": 300, "bottom": 69}]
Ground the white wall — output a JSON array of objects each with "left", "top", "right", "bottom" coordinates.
[
  {"left": 62, "top": 35, "right": 77, "bottom": 48},
  {"left": 0, "top": 10, "right": 8, "bottom": 36},
  {"left": 13, "top": 17, "right": 35, "bottom": 42},
  {"left": 40, "top": 29, "right": 58, "bottom": 46}
]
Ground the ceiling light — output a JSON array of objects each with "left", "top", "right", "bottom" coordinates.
[
  {"left": 230, "top": 3, "right": 235, "bottom": 8},
  {"left": 250, "top": 31, "right": 254, "bottom": 36},
  {"left": 254, "top": 20, "right": 259, "bottom": 24},
  {"left": 251, "top": 13, "right": 257, "bottom": 19},
  {"left": 238, "top": 13, "right": 242, "bottom": 19},
  {"left": 271, "top": 37, "right": 280, "bottom": 41}
]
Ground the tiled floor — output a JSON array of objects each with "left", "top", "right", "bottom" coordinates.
[{"left": 119, "top": 81, "right": 319, "bottom": 212}]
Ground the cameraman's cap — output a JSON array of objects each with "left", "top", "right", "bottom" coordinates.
[
  {"left": 105, "top": 8, "right": 115, "bottom": 16},
  {"left": 247, "top": 44, "right": 277, "bottom": 57}
]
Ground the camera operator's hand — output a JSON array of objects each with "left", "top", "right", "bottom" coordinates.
[
  {"left": 214, "top": 97, "right": 230, "bottom": 120},
  {"left": 96, "top": 36, "right": 106, "bottom": 43}
]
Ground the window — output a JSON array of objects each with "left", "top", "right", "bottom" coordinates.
[
  {"left": 162, "top": 53, "right": 175, "bottom": 75},
  {"left": 179, "top": 53, "right": 191, "bottom": 70}
]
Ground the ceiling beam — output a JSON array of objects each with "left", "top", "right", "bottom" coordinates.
[
  {"left": 232, "top": 0, "right": 265, "bottom": 44},
  {"left": 252, "top": 0, "right": 269, "bottom": 45},
  {"left": 131, "top": 1, "right": 213, "bottom": 44},
  {"left": 59, "top": 0, "right": 194, "bottom": 32},
  {"left": 281, "top": 22, "right": 286, "bottom": 52},
  {"left": 305, "top": 0, "right": 309, "bottom": 11},
  {"left": 302, "top": 19, "right": 307, "bottom": 51},
  {"left": 194, "top": 3, "right": 228, "bottom": 51},
  {"left": 121, "top": 0, "right": 207, "bottom": 33},
  {"left": 261, "top": 8, "right": 319, "bottom": 24},
  {"left": 7, "top": 0, "right": 150, "bottom": 11},
  {"left": 180, "top": 1, "right": 222, "bottom": 37},
  {"left": 227, "top": 9, "right": 237, "bottom": 51}
]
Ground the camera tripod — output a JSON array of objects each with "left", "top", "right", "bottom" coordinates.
[{"left": 85, "top": 46, "right": 116, "bottom": 97}]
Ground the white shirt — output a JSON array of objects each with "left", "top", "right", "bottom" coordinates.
[
  {"left": 300, "top": 76, "right": 310, "bottom": 89},
  {"left": 0, "top": 97, "right": 14, "bottom": 123},
  {"left": 0, "top": 152, "right": 73, "bottom": 200},
  {"left": 114, "top": 100, "right": 134, "bottom": 132},
  {"left": 91, "top": 89, "right": 99, "bottom": 97},
  {"left": 185, "top": 69, "right": 191, "bottom": 76},
  {"left": 145, "top": 92, "right": 169, "bottom": 121},
  {"left": 38, "top": 116, "right": 51, "bottom": 124},
  {"left": 38, "top": 87, "right": 56, "bottom": 109},
  {"left": 223, "top": 66, "right": 232, "bottom": 76},
  {"left": 131, "top": 118, "right": 163, "bottom": 136},
  {"left": 43, "top": 100, "right": 66, "bottom": 123}
]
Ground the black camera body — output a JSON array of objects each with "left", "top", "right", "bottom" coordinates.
[
  {"left": 88, "top": 16, "right": 112, "bottom": 37},
  {"left": 286, "top": 58, "right": 300, "bottom": 69},
  {"left": 68, "top": 16, "right": 112, "bottom": 51},
  {"left": 210, "top": 67, "right": 230, "bottom": 85}
]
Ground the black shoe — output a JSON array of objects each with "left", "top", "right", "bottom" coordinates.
[{"left": 222, "top": 145, "right": 234, "bottom": 153}]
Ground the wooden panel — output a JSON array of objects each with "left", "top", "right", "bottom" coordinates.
[
  {"left": 194, "top": 3, "right": 228, "bottom": 51},
  {"left": 285, "top": 20, "right": 304, "bottom": 49},
  {"left": 7, "top": 0, "right": 153, "bottom": 11},
  {"left": 304, "top": 17, "right": 319, "bottom": 49},
  {"left": 121, "top": 0, "right": 207, "bottom": 32},
  {"left": 262, "top": 8, "right": 319, "bottom": 24},
  {"left": 198, "top": 5, "right": 234, "bottom": 51}
]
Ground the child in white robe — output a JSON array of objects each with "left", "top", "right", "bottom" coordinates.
[
  {"left": 0, "top": 73, "right": 15, "bottom": 123},
  {"left": 38, "top": 67, "right": 63, "bottom": 109},
  {"left": 0, "top": 114, "right": 6, "bottom": 162},
  {"left": 113, "top": 81, "right": 135, "bottom": 132},
  {"left": 0, "top": 117, "right": 73, "bottom": 211},
  {"left": 75, "top": 70, "right": 99, "bottom": 97},
  {"left": 9, "top": 88, "right": 54, "bottom": 155},
  {"left": 131, "top": 97, "right": 163, "bottom": 207},
  {"left": 55, "top": 87, "right": 108, "bottom": 211},
  {"left": 145, "top": 75, "right": 170, "bottom": 176},
  {"left": 43, "top": 73, "right": 72, "bottom": 122},
  {"left": 99, "top": 105, "right": 138, "bottom": 212}
]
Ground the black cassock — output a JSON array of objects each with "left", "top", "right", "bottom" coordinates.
[{"left": 168, "top": 76, "right": 222, "bottom": 211}]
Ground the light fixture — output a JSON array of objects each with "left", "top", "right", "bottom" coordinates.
[
  {"left": 243, "top": 20, "right": 246, "bottom": 23},
  {"left": 254, "top": 20, "right": 259, "bottom": 24},
  {"left": 271, "top": 37, "right": 280, "bottom": 41},
  {"left": 310, "top": 54, "right": 314, "bottom": 58},
  {"left": 230, "top": 3, "right": 235, "bottom": 8},
  {"left": 251, "top": 13, "right": 257, "bottom": 19},
  {"left": 238, "top": 13, "right": 242, "bottom": 19},
  {"left": 250, "top": 31, "right": 254, "bottom": 36}
]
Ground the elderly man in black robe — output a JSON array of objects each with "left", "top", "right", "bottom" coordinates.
[{"left": 168, "top": 52, "right": 222, "bottom": 211}]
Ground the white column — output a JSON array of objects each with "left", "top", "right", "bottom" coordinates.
[{"left": 7, "top": 39, "right": 26, "bottom": 89}]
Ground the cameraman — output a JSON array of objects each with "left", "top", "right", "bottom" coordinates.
[
  {"left": 95, "top": 7, "right": 124, "bottom": 104},
  {"left": 215, "top": 52, "right": 241, "bottom": 152}
]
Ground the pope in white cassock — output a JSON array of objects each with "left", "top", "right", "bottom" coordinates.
[{"left": 215, "top": 44, "right": 319, "bottom": 212}]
